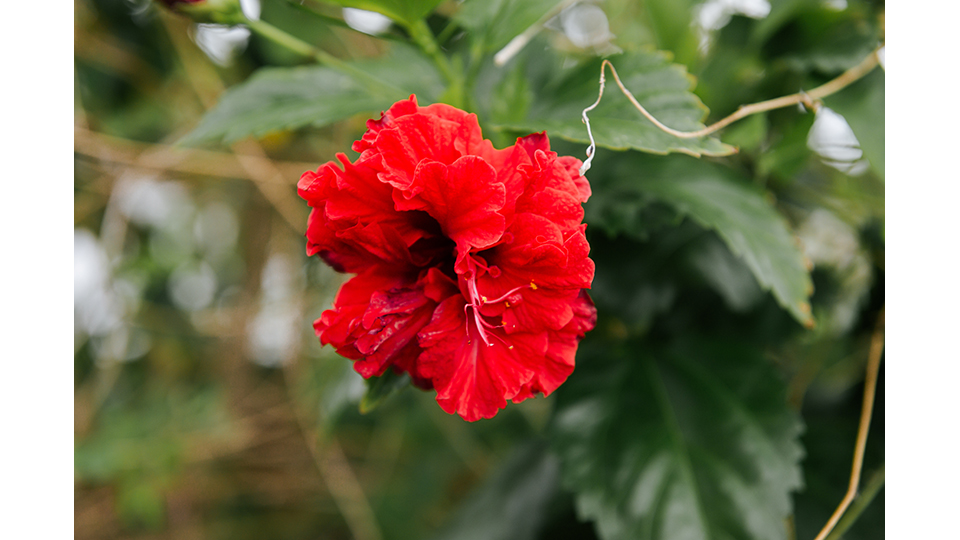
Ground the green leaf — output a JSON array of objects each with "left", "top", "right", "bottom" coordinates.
[
  {"left": 180, "top": 45, "right": 443, "bottom": 146},
  {"left": 792, "top": 358, "right": 884, "bottom": 540},
  {"left": 643, "top": 0, "right": 699, "bottom": 66},
  {"left": 117, "top": 478, "right": 166, "bottom": 530},
  {"left": 317, "top": 0, "right": 444, "bottom": 26},
  {"left": 824, "top": 69, "right": 884, "bottom": 180},
  {"left": 751, "top": 0, "right": 810, "bottom": 46},
  {"left": 432, "top": 441, "right": 562, "bottom": 540},
  {"left": 551, "top": 338, "right": 805, "bottom": 540},
  {"left": 454, "top": 0, "right": 567, "bottom": 53},
  {"left": 359, "top": 44, "right": 448, "bottom": 99},
  {"left": 588, "top": 153, "right": 814, "bottom": 326},
  {"left": 685, "top": 234, "right": 765, "bottom": 314},
  {"left": 756, "top": 112, "right": 816, "bottom": 182},
  {"left": 780, "top": 20, "right": 879, "bottom": 74},
  {"left": 181, "top": 67, "right": 380, "bottom": 146},
  {"left": 489, "top": 60, "right": 534, "bottom": 126},
  {"left": 500, "top": 51, "right": 736, "bottom": 157},
  {"left": 359, "top": 369, "right": 411, "bottom": 413}
]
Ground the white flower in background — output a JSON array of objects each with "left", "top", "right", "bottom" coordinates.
[
  {"left": 558, "top": 3, "right": 615, "bottom": 49},
  {"left": 696, "top": 0, "right": 770, "bottom": 52},
  {"left": 822, "top": 0, "right": 847, "bottom": 11},
  {"left": 247, "top": 305, "right": 299, "bottom": 367},
  {"left": 169, "top": 261, "right": 219, "bottom": 312},
  {"left": 697, "top": 0, "right": 771, "bottom": 31},
  {"left": 247, "top": 254, "right": 304, "bottom": 367},
  {"left": 797, "top": 209, "right": 873, "bottom": 336},
  {"left": 807, "top": 107, "right": 869, "bottom": 176},
  {"left": 194, "top": 201, "right": 240, "bottom": 261},
  {"left": 194, "top": 23, "right": 251, "bottom": 66},
  {"left": 343, "top": 8, "right": 393, "bottom": 36},
  {"left": 75, "top": 229, "right": 123, "bottom": 337},
  {"left": 239, "top": 0, "right": 260, "bottom": 20},
  {"left": 116, "top": 176, "right": 190, "bottom": 228},
  {"left": 75, "top": 229, "right": 152, "bottom": 363}
]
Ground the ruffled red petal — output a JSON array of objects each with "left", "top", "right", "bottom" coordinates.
[
  {"left": 300, "top": 96, "right": 597, "bottom": 421},
  {"left": 405, "top": 156, "right": 506, "bottom": 270},
  {"left": 416, "top": 296, "right": 549, "bottom": 421}
]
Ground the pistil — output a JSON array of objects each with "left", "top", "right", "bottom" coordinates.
[{"left": 462, "top": 268, "right": 533, "bottom": 348}]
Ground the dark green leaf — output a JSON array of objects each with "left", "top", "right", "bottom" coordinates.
[
  {"left": 756, "top": 112, "right": 816, "bottom": 182},
  {"left": 360, "top": 369, "right": 411, "bottom": 413},
  {"left": 719, "top": 113, "right": 766, "bottom": 155},
  {"left": 551, "top": 338, "right": 805, "bottom": 540},
  {"left": 454, "top": 0, "right": 567, "bottom": 53},
  {"left": 780, "top": 19, "right": 879, "bottom": 74},
  {"left": 500, "top": 51, "right": 736, "bottom": 157},
  {"left": 316, "top": 0, "right": 444, "bottom": 26},
  {"left": 489, "top": 60, "right": 534, "bottom": 126},
  {"left": 643, "top": 0, "right": 699, "bottom": 66},
  {"left": 180, "top": 67, "right": 380, "bottom": 146},
  {"left": 793, "top": 366, "right": 884, "bottom": 540},
  {"left": 751, "top": 0, "right": 810, "bottom": 47},
  {"left": 356, "top": 45, "right": 448, "bottom": 99},
  {"left": 433, "top": 441, "right": 562, "bottom": 540},
  {"left": 586, "top": 223, "right": 690, "bottom": 332},
  {"left": 824, "top": 69, "right": 884, "bottom": 180},
  {"left": 685, "top": 234, "right": 764, "bottom": 313},
  {"left": 588, "top": 153, "right": 814, "bottom": 326},
  {"left": 180, "top": 46, "right": 443, "bottom": 146}
]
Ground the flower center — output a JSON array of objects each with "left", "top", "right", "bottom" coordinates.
[{"left": 462, "top": 269, "right": 532, "bottom": 348}]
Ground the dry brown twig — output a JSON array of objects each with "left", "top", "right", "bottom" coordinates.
[
  {"left": 74, "top": 127, "right": 318, "bottom": 185},
  {"left": 579, "top": 45, "right": 884, "bottom": 174},
  {"left": 155, "top": 14, "right": 384, "bottom": 540},
  {"left": 812, "top": 307, "right": 884, "bottom": 540},
  {"left": 579, "top": 45, "right": 886, "bottom": 537},
  {"left": 156, "top": 12, "right": 308, "bottom": 235}
]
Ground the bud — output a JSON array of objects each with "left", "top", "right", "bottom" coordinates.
[{"left": 155, "top": 0, "right": 245, "bottom": 25}]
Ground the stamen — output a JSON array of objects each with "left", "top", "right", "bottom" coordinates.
[
  {"left": 463, "top": 272, "right": 532, "bottom": 348},
  {"left": 464, "top": 304, "right": 493, "bottom": 346},
  {"left": 481, "top": 325, "right": 514, "bottom": 350},
  {"left": 481, "top": 284, "right": 531, "bottom": 306}
]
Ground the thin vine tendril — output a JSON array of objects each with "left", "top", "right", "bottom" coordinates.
[{"left": 580, "top": 45, "right": 883, "bottom": 175}]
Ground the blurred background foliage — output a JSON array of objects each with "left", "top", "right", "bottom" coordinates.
[{"left": 74, "top": 0, "right": 884, "bottom": 539}]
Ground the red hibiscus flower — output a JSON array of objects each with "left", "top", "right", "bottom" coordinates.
[{"left": 298, "top": 96, "right": 596, "bottom": 421}]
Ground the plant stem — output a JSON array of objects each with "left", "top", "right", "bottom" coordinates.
[
  {"left": 244, "top": 18, "right": 399, "bottom": 98},
  {"left": 812, "top": 308, "right": 884, "bottom": 540},
  {"left": 579, "top": 45, "right": 884, "bottom": 173},
  {"left": 279, "top": 0, "right": 406, "bottom": 43},
  {"left": 404, "top": 19, "right": 464, "bottom": 107},
  {"left": 823, "top": 464, "right": 885, "bottom": 540},
  {"left": 604, "top": 46, "right": 882, "bottom": 140}
]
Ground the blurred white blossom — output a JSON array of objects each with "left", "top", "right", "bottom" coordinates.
[
  {"left": 194, "top": 24, "right": 251, "bottom": 66},
  {"left": 559, "top": 3, "right": 615, "bottom": 49},
  {"left": 246, "top": 254, "right": 304, "bottom": 367},
  {"left": 240, "top": 0, "right": 260, "bottom": 20},
  {"left": 696, "top": 0, "right": 770, "bottom": 52},
  {"left": 116, "top": 176, "right": 190, "bottom": 229},
  {"left": 807, "top": 107, "right": 869, "bottom": 176},
  {"left": 798, "top": 209, "right": 873, "bottom": 335},
  {"left": 194, "top": 201, "right": 240, "bottom": 261},
  {"left": 343, "top": 8, "right": 393, "bottom": 36},
  {"left": 169, "top": 261, "right": 219, "bottom": 312}
]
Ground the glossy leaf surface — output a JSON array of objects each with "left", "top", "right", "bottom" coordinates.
[
  {"left": 551, "top": 338, "right": 805, "bottom": 540},
  {"left": 587, "top": 153, "right": 814, "bottom": 326},
  {"left": 181, "top": 46, "right": 443, "bottom": 146},
  {"left": 500, "top": 52, "right": 736, "bottom": 157}
]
